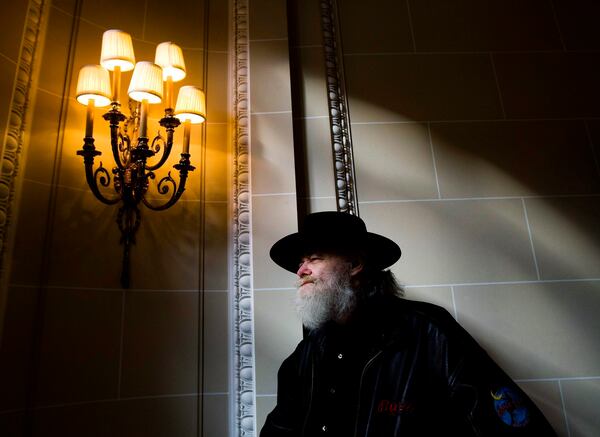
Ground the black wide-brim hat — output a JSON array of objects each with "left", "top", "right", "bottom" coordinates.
[{"left": 270, "top": 211, "right": 401, "bottom": 273}]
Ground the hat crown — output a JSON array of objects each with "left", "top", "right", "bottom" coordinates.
[{"left": 300, "top": 211, "right": 367, "bottom": 236}]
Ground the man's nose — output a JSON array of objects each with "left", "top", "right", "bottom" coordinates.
[{"left": 297, "top": 261, "right": 311, "bottom": 277}]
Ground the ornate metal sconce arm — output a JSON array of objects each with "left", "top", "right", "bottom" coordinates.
[
  {"left": 142, "top": 153, "right": 195, "bottom": 211},
  {"left": 77, "top": 137, "right": 120, "bottom": 205},
  {"left": 103, "top": 108, "right": 128, "bottom": 170},
  {"left": 146, "top": 115, "right": 181, "bottom": 171}
]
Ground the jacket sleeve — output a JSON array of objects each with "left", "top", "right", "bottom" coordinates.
[
  {"left": 440, "top": 315, "right": 557, "bottom": 436},
  {"left": 260, "top": 341, "right": 308, "bottom": 437}
]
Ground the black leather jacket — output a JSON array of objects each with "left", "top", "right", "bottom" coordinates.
[{"left": 261, "top": 295, "right": 556, "bottom": 436}]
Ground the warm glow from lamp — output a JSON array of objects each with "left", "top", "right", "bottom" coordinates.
[
  {"left": 76, "top": 65, "right": 112, "bottom": 107},
  {"left": 174, "top": 86, "right": 206, "bottom": 124},
  {"left": 100, "top": 30, "right": 135, "bottom": 72},
  {"left": 155, "top": 42, "right": 186, "bottom": 82},
  {"left": 128, "top": 62, "right": 163, "bottom": 104}
]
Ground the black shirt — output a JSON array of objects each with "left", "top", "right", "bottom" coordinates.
[{"left": 307, "top": 321, "right": 376, "bottom": 436}]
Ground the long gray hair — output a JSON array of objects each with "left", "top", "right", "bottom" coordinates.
[{"left": 355, "top": 268, "right": 404, "bottom": 299}]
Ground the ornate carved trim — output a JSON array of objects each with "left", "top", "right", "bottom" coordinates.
[
  {"left": 320, "top": 0, "right": 359, "bottom": 215},
  {"left": 231, "top": 0, "right": 256, "bottom": 435},
  {"left": 0, "top": 0, "right": 46, "bottom": 306}
]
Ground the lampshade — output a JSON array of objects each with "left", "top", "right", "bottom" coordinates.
[
  {"left": 174, "top": 86, "right": 206, "bottom": 124},
  {"left": 155, "top": 42, "right": 186, "bottom": 82},
  {"left": 127, "top": 62, "right": 163, "bottom": 104},
  {"left": 100, "top": 29, "right": 135, "bottom": 72},
  {"left": 76, "top": 65, "right": 112, "bottom": 107}
]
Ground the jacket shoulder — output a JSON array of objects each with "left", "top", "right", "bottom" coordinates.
[
  {"left": 401, "top": 298, "right": 453, "bottom": 318},
  {"left": 385, "top": 297, "right": 475, "bottom": 346},
  {"left": 395, "top": 297, "right": 457, "bottom": 327}
]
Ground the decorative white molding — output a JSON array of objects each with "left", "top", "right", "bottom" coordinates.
[
  {"left": 0, "top": 0, "right": 46, "bottom": 322},
  {"left": 319, "top": 0, "right": 359, "bottom": 215},
  {"left": 231, "top": 0, "right": 256, "bottom": 435}
]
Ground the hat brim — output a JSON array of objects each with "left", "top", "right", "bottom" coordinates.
[{"left": 270, "top": 231, "right": 401, "bottom": 274}]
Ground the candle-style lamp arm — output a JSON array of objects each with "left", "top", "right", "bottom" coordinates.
[
  {"left": 146, "top": 115, "right": 181, "bottom": 171},
  {"left": 142, "top": 153, "right": 195, "bottom": 211},
  {"left": 103, "top": 108, "right": 128, "bottom": 169},
  {"left": 77, "top": 137, "right": 121, "bottom": 205}
]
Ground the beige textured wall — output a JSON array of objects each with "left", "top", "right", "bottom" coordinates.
[
  {"left": 0, "top": 0, "right": 230, "bottom": 435},
  {"left": 252, "top": 1, "right": 600, "bottom": 435}
]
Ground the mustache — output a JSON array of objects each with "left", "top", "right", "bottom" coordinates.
[{"left": 296, "top": 276, "right": 317, "bottom": 288}]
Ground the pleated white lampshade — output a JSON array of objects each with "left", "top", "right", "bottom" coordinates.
[
  {"left": 127, "top": 62, "right": 163, "bottom": 104},
  {"left": 174, "top": 86, "right": 206, "bottom": 124},
  {"left": 100, "top": 29, "right": 135, "bottom": 72},
  {"left": 76, "top": 65, "right": 112, "bottom": 107}
]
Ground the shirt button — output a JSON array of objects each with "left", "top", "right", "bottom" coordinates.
[
  {"left": 337, "top": 353, "right": 343, "bottom": 359},
  {"left": 321, "top": 425, "right": 328, "bottom": 432}
]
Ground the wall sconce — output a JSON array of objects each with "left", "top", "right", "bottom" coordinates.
[{"left": 76, "top": 29, "right": 206, "bottom": 288}]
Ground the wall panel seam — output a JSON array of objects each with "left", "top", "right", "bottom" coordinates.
[
  {"left": 583, "top": 120, "right": 600, "bottom": 179},
  {"left": 252, "top": 192, "right": 296, "bottom": 197},
  {"left": 353, "top": 117, "right": 600, "bottom": 124},
  {"left": 343, "top": 50, "right": 600, "bottom": 56},
  {"left": 557, "top": 380, "right": 572, "bottom": 437},
  {"left": 359, "top": 194, "right": 600, "bottom": 204},
  {"left": 404, "top": 0, "right": 417, "bottom": 52},
  {"left": 0, "top": 392, "right": 229, "bottom": 414},
  {"left": 548, "top": 0, "right": 567, "bottom": 52},
  {"left": 489, "top": 53, "right": 507, "bottom": 119},
  {"left": 7, "top": 283, "right": 206, "bottom": 292},
  {"left": 0, "top": 52, "right": 17, "bottom": 65},
  {"left": 291, "top": 44, "right": 323, "bottom": 49},
  {"left": 251, "top": 111, "right": 293, "bottom": 116},
  {"left": 449, "top": 286, "right": 458, "bottom": 321},
  {"left": 426, "top": 122, "right": 442, "bottom": 199},
  {"left": 517, "top": 376, "right": 600, "bottom": 382},
  {"left": 521, "top": 198, "right": 541, "bottom": 280},
  {"left": 405, "top": 278, "right": 600, "bottom": 288}
]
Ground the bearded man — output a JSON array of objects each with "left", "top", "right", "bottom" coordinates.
[{"left": 260, "top": 211, "right": 556, "bottom": 437}]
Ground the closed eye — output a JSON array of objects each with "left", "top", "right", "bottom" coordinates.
[{"left": 299, "top": 255, "right": 323, "bottom": 268}]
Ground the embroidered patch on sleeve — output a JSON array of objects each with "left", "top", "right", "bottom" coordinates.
[{"left": 491, "top": 387, "right": 530, "bottom": 427}]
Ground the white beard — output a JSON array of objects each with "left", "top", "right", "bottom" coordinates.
[{"left": 295, "top": 265, "right": 357, "bottom": 330}]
